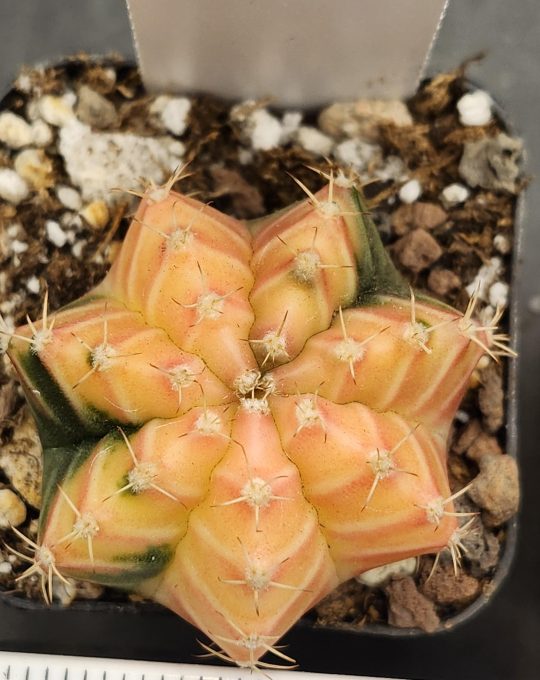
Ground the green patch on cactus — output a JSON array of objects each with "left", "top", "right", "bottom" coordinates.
[
  {"left": 17, "top": 350, "right": 88, "bottom": 448},
  {"left": 74, "top": 545, "right": 173, "bottom": 588},
  {"left": 40, "top": 439, "right": 98, "bottom": 531},
  {"left": 351, "top": 188, "right": 409, "bottom": 303}
]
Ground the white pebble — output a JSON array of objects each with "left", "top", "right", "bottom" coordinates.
[
  {"left": 45, "top": 220, "right": 68, "bottom": 247},
  {"left": 0, "top": 168, "right": 29, "bottom": 204},
  {"left": 440, "top": 182, "right": 470, "bottom": 208},
  {"left": 0, "top": 111, "right": 34, "bottom": 148},
  {"left": 466, "top": 257, "right": 503, "bottom": 300},
  {"left": 249, "top": 109, "right": 283, "bottom": 151},
  {"left": 280, "top": 111, "right": 302, "bottom": 143},
  {"left": 160, "top": 97, "right": 191, "bottom": 136},
  {"left": 455, "top": 409, "right": 470, "bottom": 424},
  {"left": 59, "top": 119, "right": 184, "bottom": 202},
  {"left": 71, "top": 240, "right": 86, "bottom": 258},
  {"left": 399, "top": 178, "right": 422, "bottom": 204},
  {"left": 493, "top": 233, "right": 511, "bottom": 255},
  {"left": 56, "top": 185, "right": 82, "bottom": 211},
  {"left": 296, "top": 126, "right": 333, "bottom": 157},
  {"left": 37, "top": 93, "right": 76, "bottom": 127},
  {"left": 357, "top": 557, "right": 417, "bottom": 587},
  {"left": 0, "top": 562, "right": 12, "bottom": 574},
  {"left": 11, "top": 239, "right": 28, "bottom": 254},
  {"left": 26, "top": 276, "right": 40, "bottom": 294},
  {"left": 489, "top": 281, "right": 509, "bottom": 309},
  {"left": 31, "top": 120, "right": 53, "bottom": 147},
  {"left": 457, "top": 90, "right": 493, "bottom": 127},
  {"left": 334, "top": 138, "right": 378, "bottom": 170},
  {"left": 15, "top": 73, "right": 32, "bottom": 94}
]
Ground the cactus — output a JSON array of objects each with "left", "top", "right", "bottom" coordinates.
[{"left": 3, "top": 172, "right": 511, "bottom": 671}]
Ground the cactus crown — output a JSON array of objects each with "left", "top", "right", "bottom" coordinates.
[{"left": 4, "top": 171, "right": 510, "bottom": 671}]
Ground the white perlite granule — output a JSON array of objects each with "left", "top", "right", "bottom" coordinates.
[
  {"left": 440, "top": 182, "right": 470, "bottom": 208},
  {"left": 466, "top": 257, "right": 503, "bottom": 301},
  {"left": 489, "top": 281, "right": 509, "bottom": 308},
  {"left": 26, "top": 276, "right": 40, "bottom": 294},
  {"left": 295, "top": 126, "right": 333, "bottom": 157},
  {"left": 457, "top": 90, "right": 493, "bottom": 127},
  {"left": 45, "top": 220, "right": 68, "bottom": 247},
  {"left": 357, "top": 557, "right": 417, "bottom": 587},
  {"left": 248, "top": 109, "right": 283, "bottom": 151},
  {"left": 159, "top": 97, "right": 191, "bottom": 136},
  {"left": 0, "top": 168, "right": 29, "bottom": 204},
  {"left": 0, "top": 111, "right": 34, "bottom": 148},
  {"left": 56, "top": 185, "right": 82, "bottom": 211},
  {"left": 58, "top": 119, "right": 185, "bottom": 202},
  {"left": 36, "top": 92, "right": 77, "bottom": 127},
  {"left": 399, "top": 178, "right": 422, "bottom": 204}
]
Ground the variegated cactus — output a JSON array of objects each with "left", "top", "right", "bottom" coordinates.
[{"left": 4, "top": 172, "right": 510, "bottom": 670}]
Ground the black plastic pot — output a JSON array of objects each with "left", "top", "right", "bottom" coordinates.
[{"left": 0, "top": 57, "right": 523, "bottom": 678}]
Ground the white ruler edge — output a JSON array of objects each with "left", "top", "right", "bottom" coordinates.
[{"left": 0, "top": 651, "right": 396, "bottom": 680}]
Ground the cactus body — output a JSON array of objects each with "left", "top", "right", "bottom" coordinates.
[{"left": 7, "top": 179, "right": 495, "bottom": 669}]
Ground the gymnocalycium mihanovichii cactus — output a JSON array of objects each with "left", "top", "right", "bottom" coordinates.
[{"left": 2, "top": 169, "right": 513, "bottom": 671}]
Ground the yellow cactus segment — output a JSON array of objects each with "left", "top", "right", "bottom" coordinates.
[
  {"left": 270, "top": 297, "right": 487, "bottom": 437},
  {"left": 43, "top": 431, "right": 187, "bottom": 577},
  {"left": 154, "top": 407, "right": 338, "bottom": 666},
  {"left": 10, "top": 298, "right": 233, "bottom": 425},
  {"left": 270, "top": 395, "right": 455, "bottom": 581},
  {"left": 98, "top": 192, "right": 257, "bottom": 387},
  {"left": 249, "top": 185, "right": 359, "bottom": 365}
]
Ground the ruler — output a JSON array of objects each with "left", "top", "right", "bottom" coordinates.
[{"left": 0, "top": 652, "right": 391, "bottom": 680}]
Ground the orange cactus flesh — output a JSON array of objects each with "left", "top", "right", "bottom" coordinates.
[{"left": 5, "top": 177, "right": 505, "bottom": 671}]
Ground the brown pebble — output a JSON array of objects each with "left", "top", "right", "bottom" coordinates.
[
  {"left": 453, "top": 419, "right": 482, "bottom": 455},
  {"left": 391, "top": 202, "right": 447, "bottom": 236},
  {"left": 393, "top": 229, "right": 443, "bottom": 273},
  {"left": 209, "top": 165, "right": 265, "bottom": 218},
  {"left": 467, "top": 432, "right": 503, "bottom": 461},
  {"left": 76, "top": 85, "right": 118, "bottom": 129},
  {"left": 468, "top": 454, "right": 519, "bottom": 527},
  {"left": 319, "top": 99, "right": 413, "bottom": 142},
  {"left": 421, "top": 562, "right": 481, "bottom": 606},
  {"left": 478, "top": 363, "right": 504, "bottom": 433},
  {"left": 385, "top": 576, "right": 440, "bottom": 632},
  {"left": 461, "top": 528, "right": 501, "bottom": 573},
  {"left": 0, "top": 409, "right": 42, "bottom": 508},
  {"left": 428, "top": 268, "right": 461, "bottom": 296}
]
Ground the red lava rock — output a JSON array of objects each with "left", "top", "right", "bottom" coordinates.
[
  {"left": 468, "top": 454, "right": 519, "bottom": 527},
  {"left": 421, "top": 562, "right": 481, "bottom": 606},
  {"left": 385, "top": 577, "right": 440, "bottom": 633},
  {"left": 478, "top": 364, "right": 504, "bottom": 433},
  {"left": 391, "top": 202, "right": 448, "bottom": 236},
  {"left": 393, "top": 228, "right": 443, "bottom": 273},
  {"left": 428, "top": 267, "right": 461, "bottom": 296}
]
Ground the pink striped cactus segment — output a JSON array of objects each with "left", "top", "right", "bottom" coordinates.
[{"left": 4, "top": 175, "right": 506, "bottom": 670}]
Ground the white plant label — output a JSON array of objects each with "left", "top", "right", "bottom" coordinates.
[{"left": 127, "top": 0, "right": 448, "bottom": 106}]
